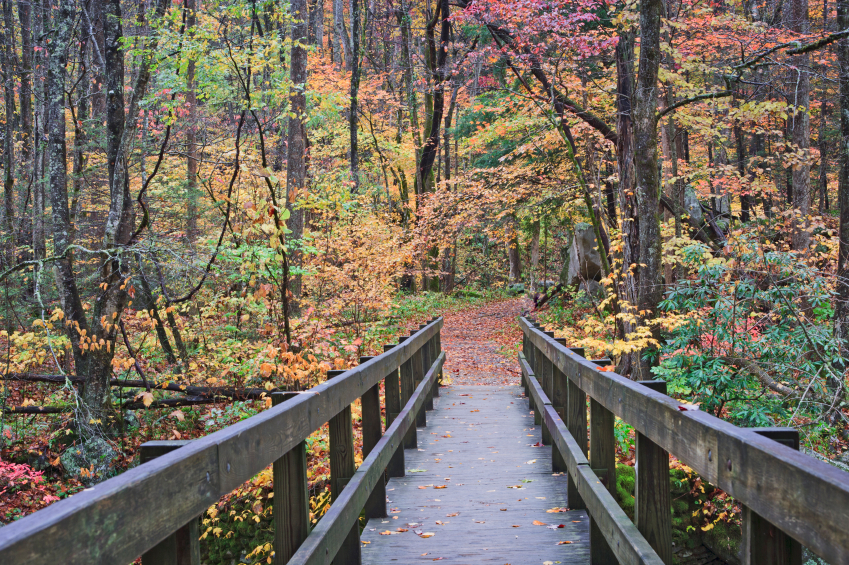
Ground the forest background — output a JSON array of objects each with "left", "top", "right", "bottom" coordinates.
[{"left": 1, "top": 0, "right": 849, "bottom": 561}]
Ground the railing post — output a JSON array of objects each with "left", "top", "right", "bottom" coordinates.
[
  {"left": 589, "top": 397, "right": 617, "bottom": 564},
  {"left": 398, "top": 336, "right": 417, "bottom": 449},
  {"left": 383, "top": 344, "right": 405, "bottom": 478},
  {"left": 521, "top": 330, "right": 530, "bottom": 398},
  {"left": 419, "top": 325, "right": 435, "bottom": 410},
  {"left": 636, "top": 380, "right": 673, "bottom": 565},
  {"left": 271, "top": 392, "right": 310, "bottom": 565},
  {"left": 140, "top": 441, "right": 200, "bottom": 565},
  {"left": 410, "top": 333, "right": 427, "bottom": 427},
  {"left": 551, "top": 338, "right": 569, "bottom": 473},
  {"left": 359, "top": 357, "right": 387, "bottom": 520},
  {"left": 742, "top": 428, "right": 802, "bottom": 565},
  {"left": 566, "top": 348, "right": 587, "bottom": 511},
  {"left": 433, "top": 322, "right": 443, "bottom": 392},
  {"left": 540, "top": 331, "right": 554, "bottom": 446},
  {"left": 326, "top": 370, "right": 361, "bottom": 565}
]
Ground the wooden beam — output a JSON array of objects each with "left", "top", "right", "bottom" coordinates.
[
  {"left": 140, "top": 441, "right": 200, "bottom": 565},
  {"left": 271, "top": 392, "right": 310, "bottom": 565},
  {"left": 383, "top": 344, "right": 404, "bottom": 478},
  {"left": 520, "top": 317, "right": 849, "bottom": 565}
]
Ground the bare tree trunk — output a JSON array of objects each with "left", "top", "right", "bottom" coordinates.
[
  {"left": 287, "top": 0, "right": 308, "bottom": 310},
  {"left": 507, "top": 214, "right": 521, "bottom": 284},
  {"left": 418, "top": 0, "right": 449, "bottom": 193},
  {"left": 819, "top": 97, "right": 830, "bottom": 212},
  {"left": 529, "top": 220, "right": 540, "bottom": 295},
  {"left": 1, "top": 0, "right": 17, "bottom": 255},
  {"left": 17, "top": 1, "right": 33, "bottom": 167},
  {"left": 615, "top": 29, "right": 641, "bottom": 377},
  {"left": 632, "top": 0, "right": 664, "bottom": 381},
  {"left": 349, "top": 0, "right": 360, "bottom": 190},
  {"left": 334, "top": 0, "right": 351, "bottom": 68},
  {"left": 787, "top": 0, "right": 812, "bottom": 250},
  {"left": 185, "top": 0, "right": 199, "bottom": 241},
  {"left": 835, "top": 0, "right": 849, "bottom": 351}
]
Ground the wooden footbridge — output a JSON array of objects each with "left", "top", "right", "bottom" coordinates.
[{"left": 1, "top": 317, "right": 848, "bottom": 565}]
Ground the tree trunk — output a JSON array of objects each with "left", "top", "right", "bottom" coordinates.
[
  {"left": 632, "top": 0, "right": 664, "bottom": 381},
  {"left": 834, "top": 0, "right": 849, "bottom": 353},
  {"left": 287, "top": 0, "right": 308, "bottom": 310},
  {"left": 1, "top": 0, "right": 16, "bottom": 255},
  {"left": 334, "top": 0, "right": 351, "bottom": 68},
  {"left": 418, "top": 0, "right": 449, "bottom": 193},
  {"left": 787, "top": 0, "right": 812, "bottom": 250},
  {"left": 17, "top": 0, "right": 33, "bottom": 167},
  {"left": 529, "top": 220, "right": 540, "bottom": 295},
  {"left": 185, "top": 0, "right": 199, "bottom": 241},
  {"left": 507, "top": 214, "right": 521, "bottom": 284},
  {"left": 615, "top": 29, "right": 641, "bottom": 377},
  {"left": 349, "top": 0, "right": 360, "bottom": 190},
  {"left": 819, "top": 97, "right": 830, "bottom": 212}
]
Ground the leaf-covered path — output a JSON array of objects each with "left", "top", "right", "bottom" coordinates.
[
  {"left": 440, "top": 297, "right": 528, "bottom": 386},
  {"left": 360, "top": 385, "right": 589, "bottom": 563}
]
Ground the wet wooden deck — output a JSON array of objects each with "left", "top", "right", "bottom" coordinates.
[{"left": 360, "top": 385, "right": 590, "bottom": 564}]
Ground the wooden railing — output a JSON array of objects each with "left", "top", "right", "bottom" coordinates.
[
  {"left": 0, "top": 317, "right": 445, "bottom": 565},
  {"left": 520, "top": 317, "right": 849, "bottom": 565}
]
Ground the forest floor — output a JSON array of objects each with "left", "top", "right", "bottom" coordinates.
[{"left": 439, "top": 296, "right": 529, "bottom": 386}]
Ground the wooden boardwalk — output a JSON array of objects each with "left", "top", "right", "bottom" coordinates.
[{"left": 361, "top": 385, "right": 590, "bottom": 564}]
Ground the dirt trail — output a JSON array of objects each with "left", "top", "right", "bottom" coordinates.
[{"left": 440, "top": 297, "right": 529, "bottom": 386}]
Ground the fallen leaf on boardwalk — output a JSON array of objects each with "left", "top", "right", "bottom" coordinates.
[
  {"left": 434, "top": 485, "right": 447, "bottom": 489},
  {"left": 408, "top": 469, "right": 427, "bottom": 473},
  {"left": 379, "top": 531, "right": 397, "bottom": 535},
  {"left": 533, "top": 520, "right": 546, "bottom": 526},
  {"left": 418, "top": 486, "right": 428, "bottom": 489},
  {"left": 512, "top": 525, "right": 520, "bottom": 528},
  {"left": 500, "top": 508, "right": 507, "bottom": 511},
  {"left": 546, "top": 507, "right": 568, "bottom": 513},
  {"left": 419, "top": 532, "right": 435, "bottom": 538},
  {"left": 507, "top": 485, "right": 523, "bottom": 489},
  {"left": 547, "top": 524, "right": 566, "bottom": 529},
  {"left": 470, "top": 409, "right": 480, "bottom": 412},
  {"left": 361, "top": 541, "right": 371, "bottom": 545},
  {"left": 557, "top": 541, "right": 573, "bottom": 545},
  {"left": 407, "top": 523, "right": 422, "bottom": 527},
  {"left": 446, "top": 512, "right": 459, "bottom": 517},
  {"left": 526, "top": 459, "right": 537, "bottom": 464},
  {"left": 396, "top": 528, "right": 408, "bottom": 532}
]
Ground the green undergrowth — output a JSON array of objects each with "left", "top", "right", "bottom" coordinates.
[{"left": 615, "top": 464, "right": 741, "bottom": 563}]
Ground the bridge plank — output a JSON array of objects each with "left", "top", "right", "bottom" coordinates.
[{"left": 361, "top": 386, "right": 590, "bottom": 564}]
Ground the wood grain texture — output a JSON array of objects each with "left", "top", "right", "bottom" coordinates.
[
  {"left": 522, "top": 355, "right": 663, "bottom": 565},
  {"left": 140, "top": 441, "right": 200, "bottom": 565},
  {"left": 361, "top": 385, "right": 590, "bottom": 565},
  {"left": 590, "top": 398, "right": 617, "bottom": 564},
  {"left": 362, "top": 380, "right": 387, "bottom": 520},
  {"left": 383, "top": 344, "right": 405, "bottom": 479},
  {"left": 287, "top": 353, "right": 444, "bottom": 565},
  {"left": 0, "top": 319, "right": 443, "bottom": 565},
  {"left": 271, "top": 392, "right": 310, "bottom": 564},
  {"left": 520, "top": 317, "right": 849, "bottom": 565}
]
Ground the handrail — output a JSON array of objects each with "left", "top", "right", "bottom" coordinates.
[
  {"left": 519, "top": 354, "right": 663, "bottom": 565},
  {"left": 289, "top": 352, "right": 444, "bottom": 565},
  {"left": 0, "top": 317, "right": 444, "bottom": 565},
  {"left": 520, "top": 317, "right": 849, "bottom": 565}
]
